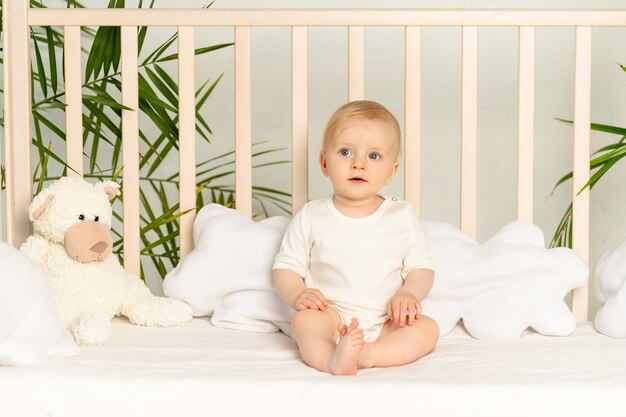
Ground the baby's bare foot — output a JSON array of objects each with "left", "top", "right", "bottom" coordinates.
[{"left": 329, "top": 318, "right": 364, "bottom": 376}]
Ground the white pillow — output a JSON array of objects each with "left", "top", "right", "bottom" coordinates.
[
  {"left": 593, "top": 239, "right": 626, "bottom": 338},
  {"left": 0, "top": 242, "right": 79, "bottom": 365},
  {"left": 421, "top": 221, "right": 588, "bottom": 338},
  {"left": 163, "top": 204, "right": 293, "bottom": 333}
]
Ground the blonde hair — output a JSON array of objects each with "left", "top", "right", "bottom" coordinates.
[{"left": 321, "top": 100, "right": 401, "bottom": 155}]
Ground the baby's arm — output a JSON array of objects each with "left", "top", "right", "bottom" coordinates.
[
  {"left": 274, "top": 269, "right": 328, "bottom": 312},
  {"left": 388, "top": 268, "right": 434, "bottom": 327}
]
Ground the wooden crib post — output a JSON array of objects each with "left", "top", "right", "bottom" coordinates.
[
  {"left": 235, "top": 26, "right": 253, "bottom": 218},
  {"left": 178, "top": 26, "right": 197, "bottom": 257},
  {"left": 461, "top": 26, "right": 478, "bottom": 239},
  {"left": 291, "top": 26, "right": 308, "bottom": 214},
  {"left": 404, "top": 26, "right": 422, "bottom": 216},
  {"left": 516, "top": 26, "right": 535, "bottom": 223},
  {"left": 64, "top": 26, "right": 83, "bottom": 177},
  {"left": 3, "top": 0, "right": 32, "bottom": 248},
  {"left": 571, "top": 26, "right": 592, "bottom": 321},
  {"left": 348, "top": 26, "right": 365, "bottom": 101},
  {"left": 121, "top": 26, "right": 141, "bottom": 276}
]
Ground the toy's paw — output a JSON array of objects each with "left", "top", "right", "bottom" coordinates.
[
  {"left": 70, "top": 312, "right": 112, "bottom": 346},
  {"left": 126, "top": 297, "right": 193, "bottom": 328},
  {"left": 20, "top": 235, "right": 50, "bottom": 264}
]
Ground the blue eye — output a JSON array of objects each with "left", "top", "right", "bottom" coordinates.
[
  {"left": 340, "top": 148, "right": 352, "bottom": 157},
  {"left": 369, "top": 152, "right": 381, "bottom": 161}
]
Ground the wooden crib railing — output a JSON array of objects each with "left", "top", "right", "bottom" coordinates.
[{"left": 5, "top": 4, "right": 626, "bottom": 319}]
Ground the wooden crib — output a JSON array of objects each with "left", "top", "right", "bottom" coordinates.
[{"left": 2, "top": 3, "right": 626, "bottom": 417}]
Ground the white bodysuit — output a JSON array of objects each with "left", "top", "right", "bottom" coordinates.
[{"left": 273, "top": 195, "right": 435, "bottom": 341}]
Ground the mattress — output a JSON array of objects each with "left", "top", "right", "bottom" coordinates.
[{"left": 1, "top": 317, "right": 624, "bottom": 417}]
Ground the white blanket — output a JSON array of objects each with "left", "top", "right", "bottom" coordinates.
[{"left": 1, "top": 317, "right": 624, "bottom": 417}]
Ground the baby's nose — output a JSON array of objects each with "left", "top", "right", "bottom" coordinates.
[{"left": 351, "top": 156, "right": 366, "bottom": 169}]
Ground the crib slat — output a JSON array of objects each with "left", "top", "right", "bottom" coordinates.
[
  {"left": 517, "top": 26, "right": 535, "bottom": 222},
  {"left": 178, "top": 26, "right": 196, "bottom": 257},
  {"left": 404, "top": 26, "right": 421, "bottom": 216},
  {"left": 292, "top": 26, "right": 308, "bottom": 214},
  {"left": 349, "top": 26, "right": 365, "bottom": 101},
  {"left": 571, "top": 26, "right": 592, "bottom": 321},
  {"left": 121, "top": 26, "right": 141, "bottom": 276},
  {"left": 235, "top": 26, "right": 253, "bottom": 218},
  {"left": 64, "top": 26, "right": 83, "bottom": 177},
  {"left": 4, "top": 0, "right": 31, "bottom": 247},
  {"left": 461, "top": 26, "right": 478, "bottom": 239}
]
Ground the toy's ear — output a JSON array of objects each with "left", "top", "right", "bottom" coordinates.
[
  {"left": 29, "top": 193, "right": 55, "bottom": 221},
  {"left": 97, "top": 181, "right": 120, "bottom": 201}
]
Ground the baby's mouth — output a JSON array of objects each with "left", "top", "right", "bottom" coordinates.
[{"left": 349, "top": 177, "right": 367, "bottom": 183}]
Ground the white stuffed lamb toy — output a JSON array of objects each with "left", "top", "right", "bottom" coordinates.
[{"left": 20, "top": 177, "right": 192, "bottom": 346}]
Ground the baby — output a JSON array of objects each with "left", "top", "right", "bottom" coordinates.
[{"left": 273, "top": 100, "right": 439, "bottom": 375}]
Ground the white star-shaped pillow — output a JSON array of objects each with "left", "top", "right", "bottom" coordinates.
[
  {"left": 163, "top": 204, "right": 293, "bottom": 333},
  {"left": 421, "top": 221, "right": 588, "bottom": 338}
]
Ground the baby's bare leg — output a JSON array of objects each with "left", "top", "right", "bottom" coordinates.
[
  {"left": 358, "top": 315, "right": 439, "bottom": 369},
  {"left": 291, "top": 309, "right": 364, "bottom": 375}
]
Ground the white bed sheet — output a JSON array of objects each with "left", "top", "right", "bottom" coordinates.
[{"left": 1, "top": 317, "right": 625, "bottom": 417}]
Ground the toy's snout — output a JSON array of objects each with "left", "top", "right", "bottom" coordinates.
[{"left": 64, "top": 221, "right": 113, "bottom": 263}]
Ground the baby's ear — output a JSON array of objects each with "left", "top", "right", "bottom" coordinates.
[
  {"left": 319, "top": 151, "right": 329, "bottom": 177},
  {"left": 29, "top": 192, "right": 55, "bottom": 221},
  {"left": 97, "top": 181, "right": 120, "bottom": 201}
]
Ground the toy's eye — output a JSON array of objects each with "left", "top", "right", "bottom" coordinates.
[
  {"left": 94, "top": 216, "right": 100, "bottom": 222},
  {"left": 78, "top": 214, "right": 85, "bottom": 221}
]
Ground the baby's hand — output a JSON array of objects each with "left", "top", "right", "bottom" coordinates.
[
  {"left": 387, "top": 291, "right": 421, "bottom": 327},
  {"left": 293, "top": 288, "right": 329, "bottom": 312}
]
